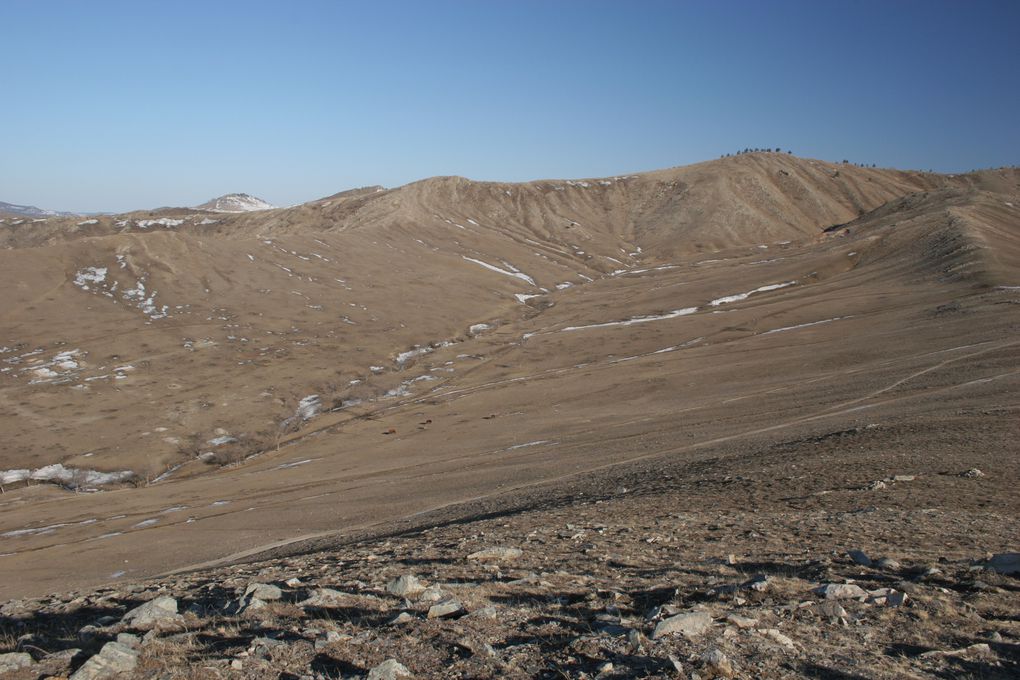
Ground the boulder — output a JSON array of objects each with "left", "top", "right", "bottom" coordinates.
[
  {"left": 427, "top": 596, "right": 465, "bottom": 619},
  {"left": 386, "top": 575, "right": 426, "bottom": 598},
  {"left": 368, "top": 658, "right": 413, "bottom": 679},
  {"left": 0, "top": 652, "right": 34, "bottom": 674},
  {"left": 652, "top": 611, "right": 713, "bottom": 639},
  {"left": 298, "top": 588, "right": 347, "bottom": 608},
  {"left": 245, "top": 582, "right": 283, "bottom": 601},
  {"left": 813, "top": 583, "right": 867, "bottom": 600},
  {"left": 120, "top": 596, "right": 180, "bottom": 629},
  {"left": 69, "top": 641, "right": 139, "bottom": 679},
  {"left": 467, "top": 547, "right": 523, "bottom": 562}
]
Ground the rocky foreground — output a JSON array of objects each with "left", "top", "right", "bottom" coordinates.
[{"left": 1, "top": 420, "right": 1018, "bottom": 680}]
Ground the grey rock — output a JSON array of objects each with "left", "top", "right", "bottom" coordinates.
[
  {"left": 984, "top": 553, "right": 1020, "bottom": 575},
  {"left": 313, "top": 630, "right": 346, "bottom": 651},
  {"left": 427, "top": 596, "right": 465, "bottom": 619},
  {"left": 848, "top": 550, "right": 872, "bottom": 567},
  {"left": 389, "top": 612, "right": 415, "bottom": 625},
  {"left": 467, "top": 546, "right": 523, "bottom": 562},
  {"left": 115, "top": 633, "right": 141, "bottom": 649},
  {"left": 814, "top": 600, "right": 849, "bottom": 621},
  {"left": 652, "top": 611, "right": 713, "bottom": 639},
  {"left": 386, "top": 575, "right": 426, "bottom": 598},
  {"left": 367, "top": 658, "right": 412, "bottom": 680},
  {"left": 762, "top": 628, "right": 796, "bottom": 649},
  {"left": 245, "top": 582, "right": 283, "bottom": 601},
  {"left": 726, "top": 613, "right": 758, "bottom": 629},
  {"left": 467, "top": 606, "right": 499, "bottom": 619},
  {"left": 249, "top": 636, "right": 284, "bottom": 660},
  {"left": 69, "top": 641, "right": 139, "bottom": 679},
  {"left": 121, "top": 596, "right": 180, "bottom": 629},
  {"left": 867, "top": 588, "right": 907, "bottom": 607},
  {"left": 876, "top": 557, "right": 901, "bottom": 571},
  {"left": 417, "top": 586, "right": 445, "bottom": 603},
  {"left": 298, "top": 588, "right": 347, "bottom": 608},
  {"left": 814, "top": 583, "right": 868, "bottom": 600},
  {"left": 700, "top": 648, "right": 734, "bottom": 678},
  {"left": 0, "top": 652, "right": 34, "bottom": 674}
]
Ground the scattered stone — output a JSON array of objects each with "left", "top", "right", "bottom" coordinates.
[
  {"left": 960, "top": 468, "right": 985, "bottom": 478},
  {"left": 889, "top": 475, "right": 915, "bottom": 482},
  {"left": 386, "top": 574, "right": 426, "bottom": 598},
  {"left": 368, "top": 658, "right": 413, "bottom": 680},
  {"left": 314, "top": 630, "right": 346, "bottom": 651},
  {"left": 761, "top": 628, "right": 796, "bottom": 649},
  {"left": 389, "top": 611, "right": 415, "bottom": 625},
  {"left": 245, "top": 582, "right": 283, "bottom": 601},
  {"left": 867, "top": 588, "right": 907, "bottom": 607},
  {"left": 120, "top": 596, "right": 180, "bottom": 629},
  {"left": 726, "top": 613, "right": 758, "bottom": 629},
  {"left": 284, "top": 577, "right": 302, "bottom": 587},
  {"left": 814, "top": 583, "right": 867, "bottom": 600},
  {"left": 920, "top": 643, "right": 993, "bottom": 659},
  {"left": 69, "top": 641, "right": 139, "bottom": 679},
  {"left": 115, "top": 632, "right": 141, "bottom": 649},
  {"left": 876, "top": 557, "right": 901, "bottom": 571},
  {"left": 848, "top": 549, "right": 872, "bottom": 566},
  {"left": 468, "top": 606, "right": 499, "bottom": 619},
  {"left": 249, "top": 636, "right": 285, "bottom": 660},
  {"left": 652, "top": 611, "right": 714, "bottom": 639},
  {"left": 0, "top": 652, "right": 33, "bottom": 674},
  {"left": 700, "top": 648, "right": 735, "bottom": 678},
  {"left": 427, "top": 596, "right": 465, "bottom": 619},
  {"left": 298, "top": 588, "right": 347, "bottom": 608},
  {"left": 814, "top": 600, "right": 849, "bottom": 621},
  {"left": 983, "top": 553, "right": 1020, "bottom": 575},
  {"left": 467, "top": 546, "right": 523, "bottom": 562},
  {"left": 417, "top": 585, "right": 445, "bottom": 603}
]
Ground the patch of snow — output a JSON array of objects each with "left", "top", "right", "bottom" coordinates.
[
  {"left": 709, "top": 281, "right": 796, "bottom": 307},
  {"left": 462, "top": 256, "right": 536, "bottom": 286},
  {"left": 136, "top": 218, "right": 184, "bottom": 229},
  {"left": 73, "top": 266, "right": 107, "bottom": 289},
  {"left": 296, "top": 394, "right": 322, "bottom": 420},
  {"left": 562, "top": 307, "right": 699, "bottom": 332},
  {"left": 505, "top": 440, "right": 554, "bottom": 450},
  {"left": 763, "top": 316, "right": 851, "bottom": 334}
]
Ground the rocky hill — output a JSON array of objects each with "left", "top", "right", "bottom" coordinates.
[{"left": 0, "top": 153, "right": 1017, "bottom": 678}]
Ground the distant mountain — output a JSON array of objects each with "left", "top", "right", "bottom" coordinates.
[
  {"left": 195, "top": 193, "right": 276, "bottom": 213},
  {"left": 0, "top": 200, "right": 78, "bottom": 218}
]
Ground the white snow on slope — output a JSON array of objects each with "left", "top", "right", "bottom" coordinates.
[
  {"left": 462, "top": 257, "right": 536, "bottom": 286},
  {"left": 762, "top": 316, "right": 851, "bottom": 335},
  {"left": 709, "top": 281, "right": 796, "bottom": 306},
  {"left": 562, "top": 307, "right": 699, "bottom": 332}
]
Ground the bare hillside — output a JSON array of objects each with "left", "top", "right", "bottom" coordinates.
[{"left": 0, "top": 154, "right": 1017, "bottom": 679}]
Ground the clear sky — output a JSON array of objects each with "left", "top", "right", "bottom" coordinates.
[{"left": 2, "top": 0, "right": 1017, "bottom": 212}]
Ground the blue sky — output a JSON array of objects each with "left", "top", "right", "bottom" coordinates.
[{"left": 2, "top": 0, "right": 1017, "bottom": 212}]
